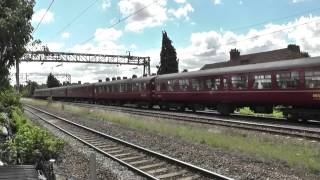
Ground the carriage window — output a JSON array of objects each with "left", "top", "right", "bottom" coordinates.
[
  {"left": 112, "top": 85, "right": 119, "bottom": 92},
  {"left": 120, "top": 84, "right": 127, "bottom": 92},
  {"left": 140, "top": 82, "right": 147, "bottom": 91},
  {"left": 99, "top": 86, "right": 104, "bottom": 93},
  {"left": 206, "top": 78, "right": 220, "bottom": 90},
  {"left": 231, "top": 75, "right": 248, "bottom": 90},
  {"left": 223, "top": 78, "right": 228, "bottom": 89},
  {"left": 106, "top": 86, "right": 111, "bottom": 92},
  {"left": 191, "top": 79, "right": 203, "bottom": 91},
  {"left": 132, "top": 83, "right": 139, "bottom": 92},
  {"left": 178, "top": 79, "right": 189, "bottom": 91},
  {"left": 276, "top": 71, "right": 299, "bottom": 89},
  {"left": 305, "top": 70, "right": 320, "bottom": 88},
  {"left": 253, "top": 74, "right": 272, "bottom": 89},
  {"left": 160, "top": 82, "right": 166, "bottom": 91},
  {"left": 167, "top": 80, "right": 174, "bottom": 91},
  {"left": 156, "top": 82, "right": 161, "bottom": 91},
  {"left": 127, "top": 84, "right": 132, "bottom": 92}
]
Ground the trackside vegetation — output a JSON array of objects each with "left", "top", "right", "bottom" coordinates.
[
  {"left": 24, "top": 98, "right": 320, "bottom": 174},
  {"left": 0, "top": 90, "right": 64, "bottom": 165}
]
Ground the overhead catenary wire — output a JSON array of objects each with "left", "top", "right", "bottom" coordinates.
[
  {"left": 55, "top": 0, "right": 99, "bottom": 36},
  {"left": 79, "top": 0, "right": 160, "bottom": 45},
  {"left": 228, "top": 7, "right": 320, "bottom": 32},
  {"left": 225, "top": 17, "right": 320, "bottom": 46},
  {"left": 33, "top": 0, "right": 55, "bottom": 35},
  {"left": 173, "top": 7, "right": 320, "bottom": 47}
]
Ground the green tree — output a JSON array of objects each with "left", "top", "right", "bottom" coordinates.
[
  {"left": 157, "top": 31, "right": 179, "bottom": 75},
  {"left": 21, "top": 80, "right": 38, "bottom": 97},
  {"left": 47, "top": 73, "right": 61, "bottom": 88},
  {"left": 0, "top": 0, "right": 35, "bottom": 90}
]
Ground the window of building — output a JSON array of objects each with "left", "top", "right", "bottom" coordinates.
[
  {"left": 253, "top": 74, "right": 272, "bottom": 89},
  {"left": 178, "top": 79, "right": 189, "bottom": 91},
  {"left": 191, "top": 79, "right": 204, "bottom": 91},
  {"left": 206, "top": 78, "right": 220, "bottom": 90},
  {"left": 231, "top": 75, "right": 248, "bottom": 90},
  {"left": 305, "top": 70, "right": 320, "bottom": 89},
  {"left": 276, "top": 71, "right": 299, "bottom": 89}
]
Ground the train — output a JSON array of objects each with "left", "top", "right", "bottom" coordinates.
[{"left": 34, "top": 57, "right": 320, "bottom": 121}]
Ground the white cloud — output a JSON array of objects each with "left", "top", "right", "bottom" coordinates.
[
  {"left": 213, "top": 0, "right": 221, "bottom": 5},
  {"left": 61, "top": 32, "right": 70, "bottom": 39},
  {"left": 118, "top": 0, "right": 167, "bottom": 32},
  {"left": 176, "top": 15, "right": 320, "bottom": 71},
  {"left": 102, "top": 0, "right": 111, "bottom": 10},
  {"left": 94, "top": 27, "right": 123, "bottom": 42},
  {"left": 239, "top": 1, "right": 243, "bottom": 5},
  {"left": 175, "top": 0, "right": 186, "bottom": 3},
  {"left": 46, "top": 42, "right": 64, "bottom": 51},
  {"left": 32, "top": 9, "right": 54, "bottom": 24},
  {"left": 292, "top": 0, "right": 305, "bottom": 3},
  {"left": 168, "top": 3, "right": 194, "bottom": 20}
]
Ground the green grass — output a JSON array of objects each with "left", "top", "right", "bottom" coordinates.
[
  {"left": 239, "top": 107, "right": 284, "bottom": 118},
  {"left": 22, "top": 98, "right": 320, "bottom": 173}
]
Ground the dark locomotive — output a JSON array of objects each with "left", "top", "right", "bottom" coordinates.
[{"left": 34, "top": 57, "right": 320, "bottom": 121}]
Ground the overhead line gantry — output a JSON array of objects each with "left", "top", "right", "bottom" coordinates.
[{"left": 16, "top": 51, "right": 151, "bottom": 91}]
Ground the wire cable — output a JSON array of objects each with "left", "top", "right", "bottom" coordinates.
[
  {"left": 33, "top": 0, "right": 55, "bottom": 35},
  {"left": 228, "top": 7, "right": 320, "bottom": 32},
  {"left": 79, "top": 0, "right": 159, "bottom": 45},
  {"left": 56, "top": 0, "right": 99, "bottom": 36},
  {"left": 225, "top": 17, "right": 320, "bottom": 46}
]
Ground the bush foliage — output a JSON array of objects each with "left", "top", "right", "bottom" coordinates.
[{"left": 0, "top": 89, "right": 64, "bottom": 165}]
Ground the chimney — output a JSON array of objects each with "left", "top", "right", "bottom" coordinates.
[
  {"left": 106, "top": 77, "right": 110, "bottom": 82},
  {"left": 112, "top": 77, "right": 116, "bottom": 81},
  {"left": 230, "top": 48, "right": 240, "bottom": 61},
  {"left": 287, "top": 44, "right": 300, "bottom": 53},
  {"left": 123, "top": 77, "right": 127, "bottom": 79},
  {"left": 78, "top": 81, "right": 81, "bottom": 84},
  {"left": 132, "top": 74, "right": 137, "bottom": 79},
  {"left": 98, "top": 79, "right": 102, "bottom": 82},
  {"left": 117, "top": 76, "right": 121, "bottom": 80}
]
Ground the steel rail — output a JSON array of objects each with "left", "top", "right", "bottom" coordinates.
[
  {"left": 58, "top": 102, "right": 320, "bottom": 141},
  {"left": 24, "top": 104, "right": 232, "bottom": 180}
]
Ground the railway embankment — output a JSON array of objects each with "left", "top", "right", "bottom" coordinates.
[{"left": 22, "top": 98, "right": 320, "bottom": 179}]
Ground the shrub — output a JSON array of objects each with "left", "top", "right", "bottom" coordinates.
[{"left": 0, "top": 106, "right": 64, "bottom": 164}]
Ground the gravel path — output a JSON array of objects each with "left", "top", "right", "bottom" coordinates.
[
  {"left": 26, "top": 104, "right": 319, "bottom": 180},
  {"left": 25, "top": 110, "right": 144, "bottom": 180}
]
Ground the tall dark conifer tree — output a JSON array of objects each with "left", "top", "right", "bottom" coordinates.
[
  {"left": 157, "top": 31, "right": 179, "bottom": 75},
  {"left": 47, "top": 73, "right": 61, "bottom": 88}
]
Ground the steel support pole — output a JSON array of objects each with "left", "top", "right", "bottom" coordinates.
[{"left": 15, "top": 60, "right": 20, "bottom": 92}]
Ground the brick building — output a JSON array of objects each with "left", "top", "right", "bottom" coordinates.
[{"left": 201, "top": 44, "right": 309, "bottom": 70}]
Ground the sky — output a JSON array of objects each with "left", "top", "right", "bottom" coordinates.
[{"left": 11, "top": 0, "right": 320, "bottom": 85}]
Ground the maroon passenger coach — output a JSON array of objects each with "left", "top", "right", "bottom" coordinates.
[{"left": 154, "top": 57, "right": 320, "bottom": 120}]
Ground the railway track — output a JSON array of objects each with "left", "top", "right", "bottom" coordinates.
[
  {"left": 53, "top": 101, "right": 320, "bottom": 141},
  {"left": 24, "top": 104, "right": 232, "bottom": 180}
]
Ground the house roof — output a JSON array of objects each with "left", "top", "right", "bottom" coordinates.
[{"left": 201, "top": 46, "right": 308, "bottom": 70}]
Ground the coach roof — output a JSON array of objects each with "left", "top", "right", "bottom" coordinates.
[{"left": 156, "top": 56, "right": 320, "bottom": 80}]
